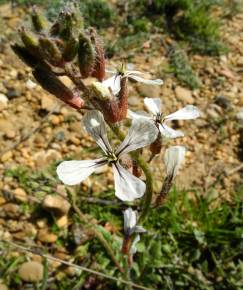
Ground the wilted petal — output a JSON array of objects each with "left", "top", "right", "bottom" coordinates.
[
  {"left": 158, "top": 123, "right": 184, "bottom": 139},
  {"left": 124, "top": 208, "right": 137, "bottom": 234},
  {"left": 83, "top": 110, "right": 112, "bottom": 154},
  {"left": 164, "top": 146, "right": 186, "bottom": 178},
  {"left": 165, "top": 105, "right": 200, "bottom": 121},
  {"left": 127, "top": 109, "right": 151, "bottom": 120},
  {"left": 128, "top": 74, "right": 163, "bottom": 86},
  {"left": 102, "top": 75, "right": 121, "bottom": 95},
  {"left": 144, "top": 97, "right": 161, "bottom": 115},
  {"left": 134, "top": 225, "right": 146, "bottom": 233},
  {"left": 57, "top": 158, "right": 106, "bottom": 185},
  {"left": 115, "top": 119, "right": 158, "bottom": 156},
  {"left": 130, "top": 235, "right": 140, "bottom": 255},
  {"left": 112, "top": 163, "right": 145, "bottom": 201}
]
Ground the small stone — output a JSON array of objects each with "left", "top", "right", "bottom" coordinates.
[
  {"left": 45, "top": 149, "right": 62, "bottom": 163},
  {"left": 215, "top": 95, "right": 231, "bottom": 109},
  {"left": 1, "top": 151, "right": 13, "bottom": 162},
  {"left": 5, "top": 130, "right": 16, "bottom": 139},
  {"left": 50, "top": 115, "right": 61, "bottom": 125},
  {"left": 13, "top": 188, "right": 27, "bottom": 202},
  {"left": 70, "top": 136, "right": 80, "bottom": 145},
  {"left": 6, "top": 88, "right": 21, "bottom": 99},
  {"left": 175, "top": 86, "right": 194, "bottom": 104},
  {"left": 56, "top": 215, "right": 68, "bottom": 228},
  {"left": 37, "top": 229, "right": 58, "bottom": 243},
  {"left": 0, "top": 284, "right": 9, "bottom": 290},
  {"left": 42, "top": 194, "right": 70, "bottom": 216},
  {"left": 18, "top": 261, "right": 43, "bottom": 282},
  {"left": 0, "top": 93, "right": 8, "bottom": 111},
  {"left": 2, "top": 203, "right": 20, "bottom": 218},
  {"left": 41, "top": 95, "right": 57, "bottom": 112},
  {"left": 207, "top": 108, "right": 220, "bottom": 119},
  {"left": 236, "top": 109, "right": 243, "bottom": 125},
  {"left": 128, "top": 96, "right": 140, "bottom": 106},
  {"left": 26, "top": 79, "right": 37, "bottom": 89},
  {"left": 137, "top": 83, "right": 160, "bottom": 98}
]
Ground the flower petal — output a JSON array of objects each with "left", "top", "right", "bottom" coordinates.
[
  {"left": 164, "top": 146, "right": 186, "bottom": 178},
  {"left": 165, "top": 105, "right": 200, "bottom": 121},
  {"left": 127, "top": 109, "right": 151, "bottom": 120},
  {"left": 112, "top": 163, "right": 145, "bottom": 201},
  {"left": 144, "top": 97, "right": 161, "bottom": 115},
  {"left": 56, "top": 158, "right": 106, "bottom": 185},
  {"left": 128, "top": 74, "right": 163, "bottom": 85},
  {"left": 115, "top": 119, "right": 158, "bottom": 156},
  {"left": 130, "top": 234, "right": 140, "bottom": 254},
  {"left": 83, "top": 110, "right": 112, "bottom": 154},
  {"left": 158, "top": 123, "right": 184, "bottom": 138},
  {"left": 124, "top": 208, "right": 137, "bottom": 233},
  {"left": 102, "top": 75, "right": 121, "bottom": 95}
]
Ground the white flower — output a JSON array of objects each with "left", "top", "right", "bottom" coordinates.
[
  {"left": 130, "top": 235, "right": 140, "bottom": 255},
  {"left": 103, "top": 67, "right": 163, "bottom": 95},
  {"left": 128, "top": 97, "right": 200, "bottom": 138},
  {"left": 123, "top": 208, "right": 146, "bottom": 236},
  {"left": 164, "top": 146, "right": 186, "bottom": 179},
  {"left": 57, "top": 110, "right": 158, "bottom": 201}
]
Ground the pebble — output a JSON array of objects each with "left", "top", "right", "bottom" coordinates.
[
  {"left": 41, "top": 94, "right": 58, "bottom": 112},
  {"left": 18, "top": 261, "right": 43, "bottom": 282},
  {"left": 137, "top": 83, "right": 160, "bottom": 98},
  {"left": 6, "top": 88, "right": 21, "bottom": 99},
  {"left": 42, "top": 194, "right": 70, "bottom": 216},
  {"left": 56, "top": 215, "right": 68, "bottom": 228},
  {"left": 0, "top": 93, "right": 8, "bottom": 111},
  {"left": 236, "top": 109, "right": 243, "bottom": 125},
  {"left": 0, "top": 284, "right": 9, "bottom": 290},
  {"left": 215, "top": 95, "right": 231, "bottom": 109},
  {"left": 70, "top": 136, "right": 81, "bottom": 146},
  {"left": 26, "top": 79, "right": 37, "bottom": 89},
  {"left": 2, "top": 203, "right": 20, "bottom": 218},
  {"left": 5, "top": 130, "right": 16, "bottom": 139},
  {"left": 1, "top": 151, "right": 13, "bottom": 162},
  {"left": 37, "top": 229, "right": 58, "bottom": 243},
  {"left": 13, "top": 188, "right": 27, "bottom": 202},
  {"left": 175, "top": 86, "right": 194, "bottom": 104},
  {"left": 51, "top": 115, "right": 61, "bottom": 125}
]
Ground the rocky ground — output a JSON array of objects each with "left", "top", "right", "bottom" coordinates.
[{"left": 0, "top": 3, "right": 242, "bottom": 288}]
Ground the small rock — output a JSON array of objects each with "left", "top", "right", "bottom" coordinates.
[
  {"left": 18, "top": 261, "right": 43, "bottom": 282},
  {"left": 41, "top": 95, "right": 57, "bottom": 112},
  {"left": 42, "top": 194, "right": 70, "bottom": 216},
  {"left": 5, "top": 130, "right": 16, "bottom": 139},
  {"left": 236, "top": 109, "right": 243, "bottom": 125},
  {"left": 2, "top": 203, "right": 20, "bottom": 218},
  {"left": 0, "top": 93, "right": 8, "bottom": 111},
  {"left": 207, "top": 108, "right": 220, "bottom": 119},
  {"left": 26, "top": 79, "right": 37, "bottom": 89},
  {"left": 51, "top": 115, "right": 61, "bottom": 125},
  {"left": 0, "top": 284, "right": 9, "bottom": 290},
  {"left": 13, "top": 188, "right": 27, "bottom": 202},
  {"left": 1, "top": 151, "right": 13, "bottom": 162},
  {"left": 218, "top": 67, "right": 235, "bottom": 80},
  {"left": 175, "top": 86, "right": 194, "bottom": 104},
  {"left": 70, "top": 136, "right": 80, "bottom": 145},
  {"left": 6, "top": 88, "right": 21, "bottom": 99},
  {"left": 37, "top": 229, "right": 58, "bottom": 243},
  {"left": 56, "top": 215, "right": 68, "bottom": 228},
  {"left": 0, "top": 120, "right": 14, "bottom": 134},
  {"left": 215, "top": 95, "right": 231, "bottom": 109},
  {"left": 45, "top": 149, "right": 62, "bottom": 163},
  {"left": 137, "top": 83, "right": 160, "bottom": 98}
]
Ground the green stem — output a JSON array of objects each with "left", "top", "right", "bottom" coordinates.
[{"left": 109, "top": 124, "right": 154, "bottom": 225}]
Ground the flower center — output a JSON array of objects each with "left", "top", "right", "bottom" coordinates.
[
  {"left": 106, "top": 152, "right": 118, "bottom": 164},
  {"left": 155, "top": 112, "right": 163, "bottom": 123}
]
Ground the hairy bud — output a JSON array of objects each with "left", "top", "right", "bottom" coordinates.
[
  {"left": 78, "top": 32, "right": 95, "bottom": 78},
  {"left": 90, "top": 82, "right": 111, "bottom": 101},
  {"left": 62, "top": 36, "right": 78, "bottom": 62},
  {"left": 33, "top": 67, "right": 84, "bottom": 109},
  {"left": 20, "top": 27, "right": 39, "bottom": 53},
  {"left": 89, "top": 28, "right": 105, "bottom": 81},
  {"left": 39, "top": 37, "right": 63, "bottom": 67},
  {"left": 31, "top": 7, "right": 48, "bottom": 32},
  {"left": 149, "top": 132, "right": 162, "bottom": 155}
]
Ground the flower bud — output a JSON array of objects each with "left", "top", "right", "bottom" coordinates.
[
  {"left": 90, "top": 82, "right": 112, "bottom": 101},
  {"left": 149, "top": 132, "right": 162, "bottom": 155},
  {"left": 78, "top": 32, "right": 95, "bottom": 78},
  {"left": 11, "top": 44, "right": 41, "bottom": 68},
  {"left": 39, "top": 37, "right": 63, "bottom": 67},
  {"left": 33, "top": 67, "right": 84, "bottom": 109},
  {"left": 62, "top": 36, "right": 78, "bottom": 62},
  {"left": 20, "top": 27, "right": 39, "bottom": 53},
  {"left": 31, "top": 7, "right": 48, "bottom": 32},
  {"left": 89, "top": 28, "right": 105, "bottom": 81},
  {"left": 164, "top": 146, "right": 186, "bottom": 180}
]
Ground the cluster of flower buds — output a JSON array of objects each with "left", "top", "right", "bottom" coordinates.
[{"left": 12, "top": 3, "right": 162, "bottom": 123}]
